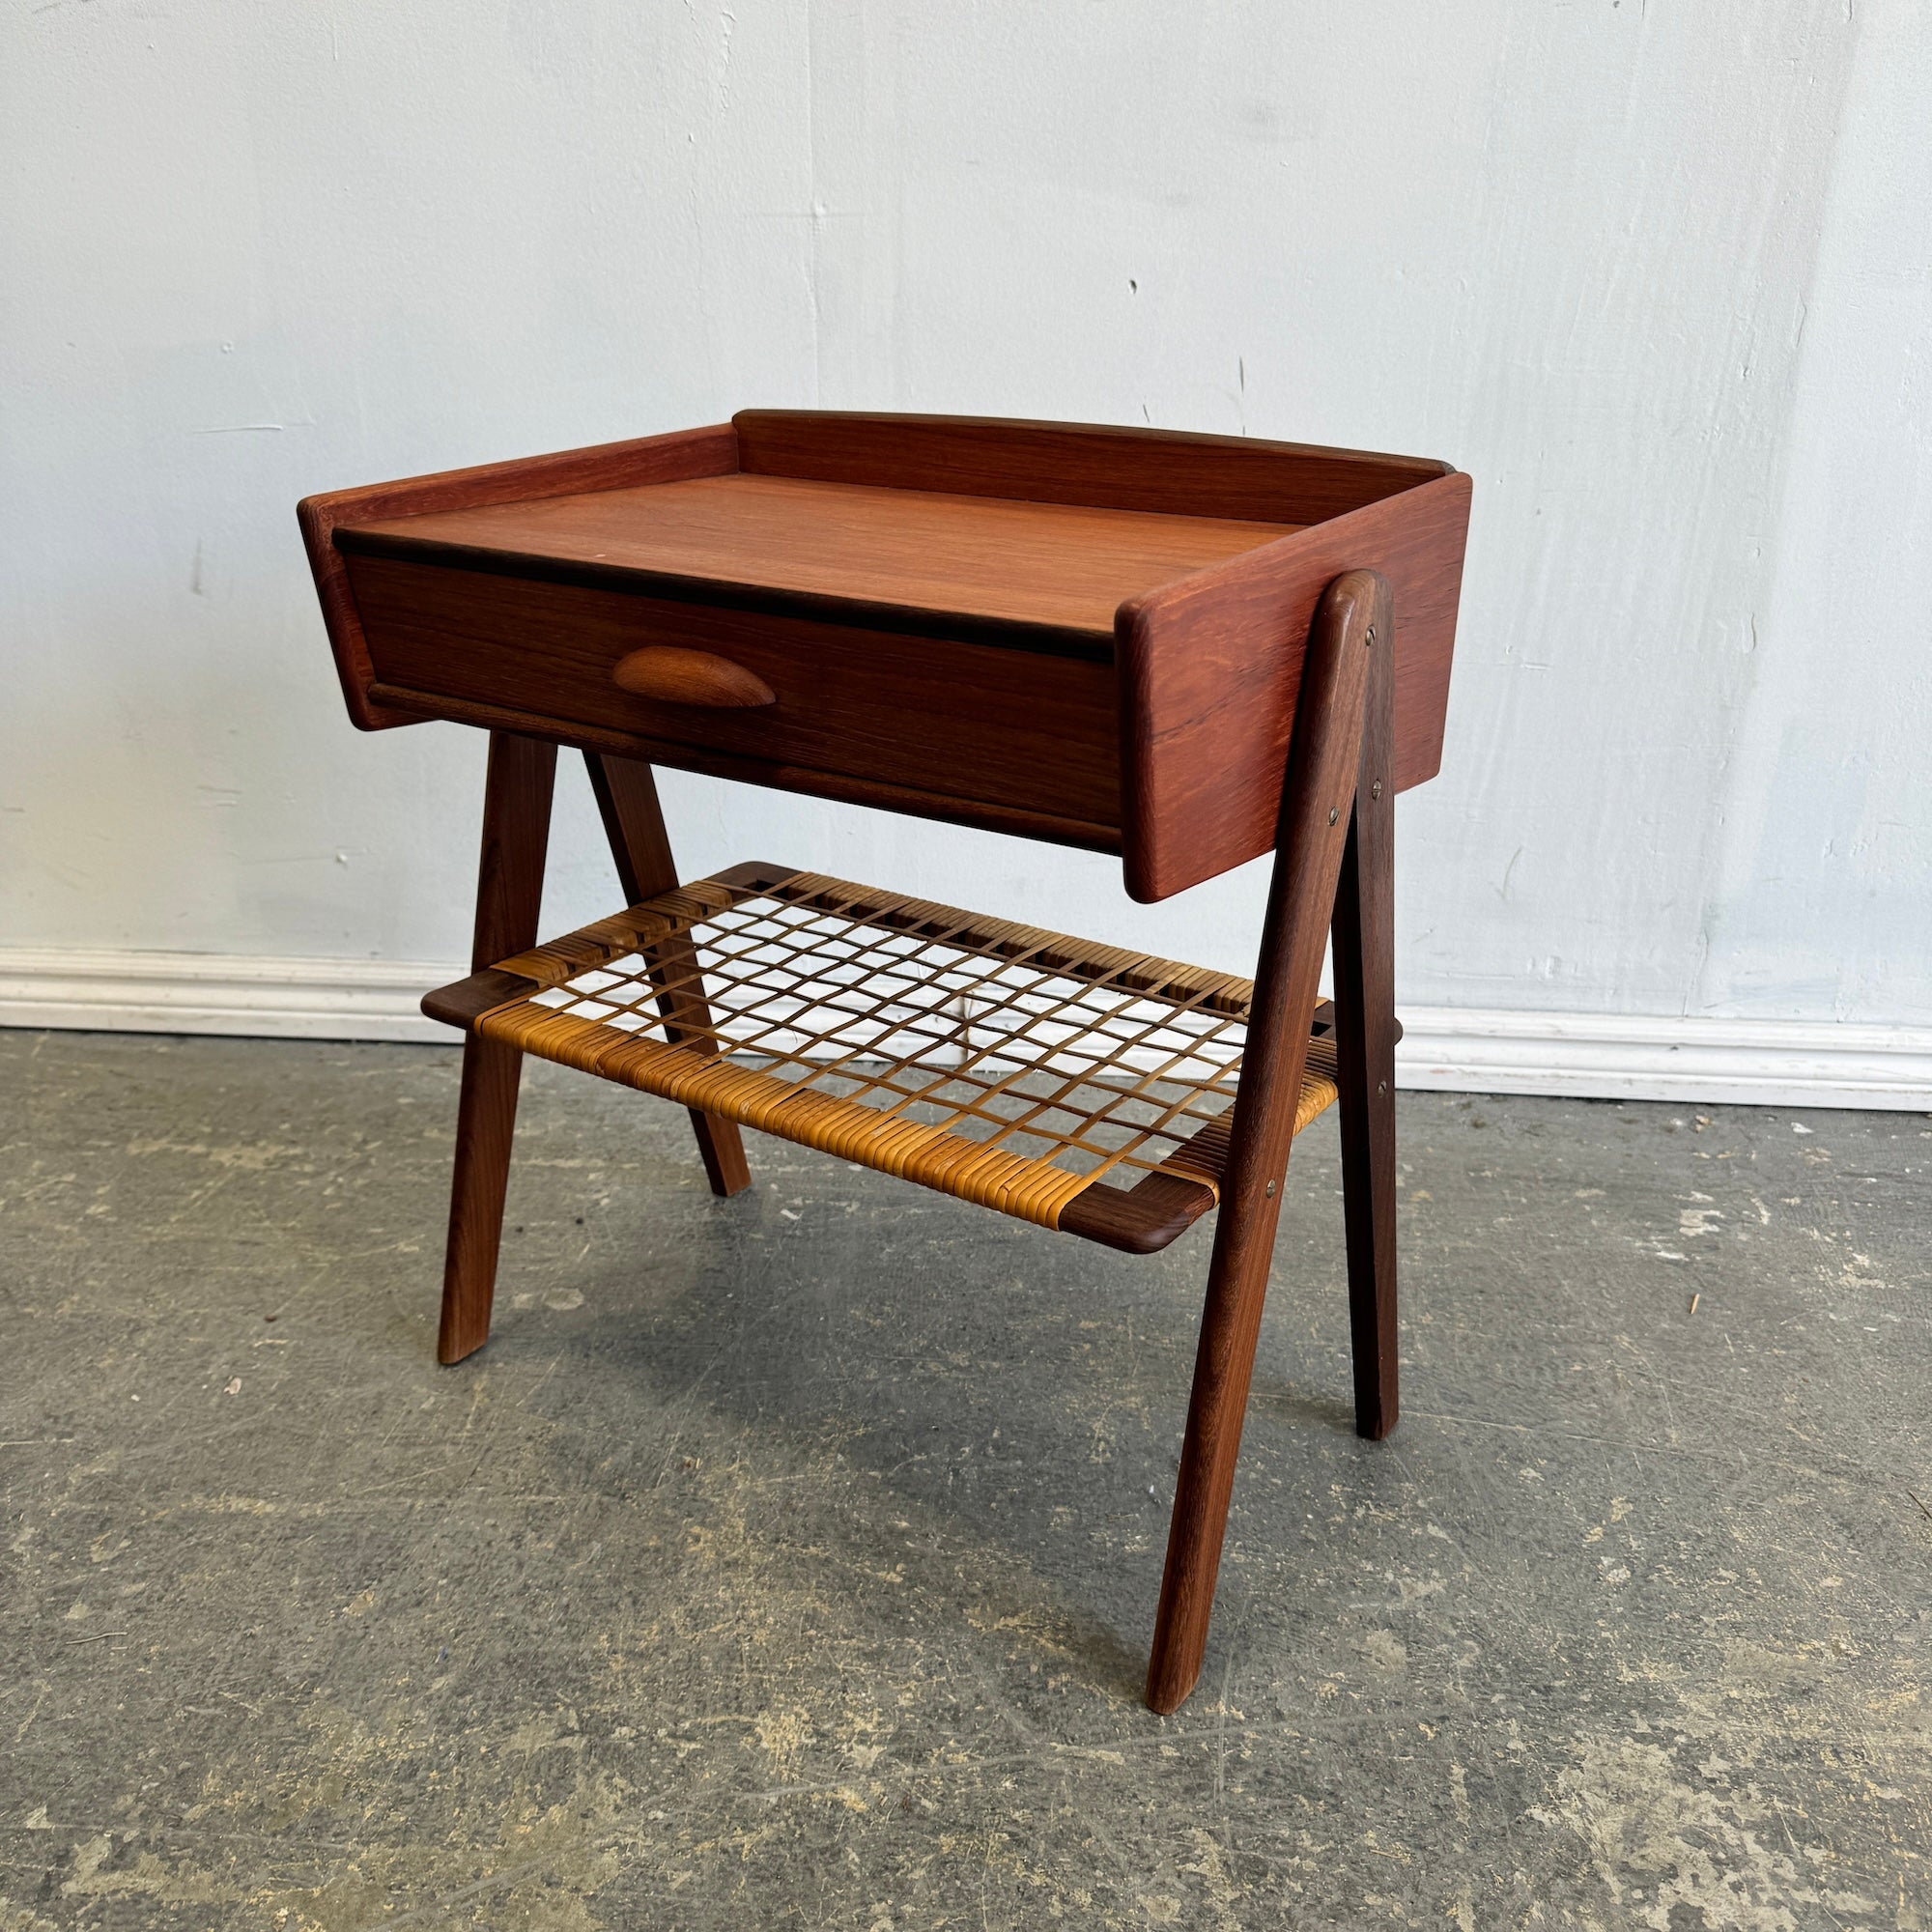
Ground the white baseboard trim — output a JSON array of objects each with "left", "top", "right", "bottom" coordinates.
[
  {"left": 1393, "top": 1006, "right": 1932, "bottom": 1112},
  {"left": 0, "top": 948, "right": 460, "bottom": 1045},
  {"left": 1, "top": 948, "right": 1927, "bottom": 1111}
]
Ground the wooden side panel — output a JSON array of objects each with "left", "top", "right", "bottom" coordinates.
[
  {"left": 346, "top": 554, "right": 1122, "bottom": 831},
  {"left": 1119, "top": 471, "right": 1472, "bottom": 902},
  {"left": 734, "top": 412, "right": 1452, "bottom": 526},
  {"left": 298, "top": 422, "right": 739, "bottom": 731}
]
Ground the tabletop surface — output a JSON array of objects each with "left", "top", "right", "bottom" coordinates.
[{"left": 341, "top": 471, "right": 1301, "bottom": 640}]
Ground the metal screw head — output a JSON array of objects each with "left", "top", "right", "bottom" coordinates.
[
  {"left": 1328, "top": 807, "right": 1339, "bottom": 825},
  {"left": 1265, "top": 1179, "right": 1277, "bottom": 1198},
  {"left": 1378, "top": 1080, "right": 1387, "bottom": 1095},
  {"left": 1371, "top": 780, "right": 1383, "bottom": 801},
  {"left": 1365, "top": 625, "right": 1377, "bottom": 647}
]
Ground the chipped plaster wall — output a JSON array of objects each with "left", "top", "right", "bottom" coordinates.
[{"left": 3, "top": 1, "right": 1927, "bottom": 1028}]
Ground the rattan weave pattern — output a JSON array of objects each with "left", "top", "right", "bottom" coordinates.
[{"left": 469, "top": 869, "right": 1338, "bottom": 1231}]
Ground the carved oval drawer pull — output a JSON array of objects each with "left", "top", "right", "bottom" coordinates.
[{"left": 611, "top": 646, "right": 777, "bottom": 709}]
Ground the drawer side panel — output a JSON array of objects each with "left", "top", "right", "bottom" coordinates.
[{"left": 1120, "top": 472, "right": 1472, "bottom": 902}]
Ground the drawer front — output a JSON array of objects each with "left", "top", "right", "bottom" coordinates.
[{"left": 346, "top": 555, "right": 1122, "bottom": 830}]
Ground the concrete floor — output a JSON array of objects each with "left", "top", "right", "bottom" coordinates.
[{"left": 1, "top": 1029, "right": 1927, "bottom": 1930}]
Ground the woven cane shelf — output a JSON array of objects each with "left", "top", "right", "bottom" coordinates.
[{"left": 424, "top": 862, "right": 1346, "bottom": 1254}]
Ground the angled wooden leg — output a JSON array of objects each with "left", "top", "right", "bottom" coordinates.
[
  {"left": 439, "top": 732, "right": 557, "bottom": 1365},
  {"left": 582, "top": 751, "right": 752, "bottom": 1198},
  {"left": 1332, "top": 608, "right": 1400, "bottom": 1439},
  {"left": 1145, "top": 570, "right": 1388, "bottom": 1716}
]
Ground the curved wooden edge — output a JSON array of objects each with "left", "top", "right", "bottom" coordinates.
[
  {"left": 1058, "top": 1171, "right": 1220, "bottom": 1255},
  {"left": 298, "top": 422, "right": 740, "bottom": 732},
  {"left": 708, "top": 860, "right": 808, "bottom": 895},
  {"left": 1117, "top": 473, "right": 1473, "bottom": 903},
  {"left": 612, "top": 645, "right": 778, "bottom": 709},
  {"left": 733, "top": 411, "right": 1452, "bottom": 524},
  {"left": 1057, "top": 999, "right": 1402, "bottom": 1258},
  {"left": 421, "top": 967, "right": 539, "bottom": 1030}
]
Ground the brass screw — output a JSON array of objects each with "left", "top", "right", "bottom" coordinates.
[
  {"left": 1372, "top": 780, "right": 1383, "bottom": 801},
  {"left": 1328, "top": 808, "right": 1339, "bottom": 825},
  {"left": 1365, "top": 625, "right": 1377, "bottom": 647},
  {"left": 1265, "top": 1179, "right": 1277, "bottom": 1197}
]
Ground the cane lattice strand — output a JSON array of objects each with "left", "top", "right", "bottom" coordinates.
[{"left": 464, "top": 868, "right": 1339, "bottom": 1231}]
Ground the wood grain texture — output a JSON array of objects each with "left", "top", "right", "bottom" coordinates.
[
  {"left": 611, "top": 646, "right": 776, "bottom": 709},
  {"left": 298, "top": 422, "right": 737, "bottom": 731},
  {"left": 438, "top": 732, "right": 557, "bottom": 1367},
  {"left": 1061, "top": 1005, "right": 1347, "bottom": 1253},
  {"left": 583, "top": 752, "right": 752, "bottom": 1199},
  {"left": 338, "top": 472, "right": 1291, "bottom": 650},
  {"left": 302, "top": 415, "right": 1468, "bottom": 907},
  {"left": 1054, "top": 1169, "right": 1220, "bottom": 1255},
  {"left": 421, "top": 966, "right": 538, "bottom": 1029},
  {"left": 1119, "top": 470, "right": 1471, "bottom": 902},
  {"left": 1332, "top": 603, "right": 1401, "bottom": 1441},
  {"left": 734, "top": 412, "right": 1450, "bottom": 525},
  {"left": 1145, "top": 572, "right": 1379, "bottom": 1716},
  {"left": 366, "top": 681, "right": 1125, "bottom": 855},
  {"left": 345, "top": 554, "right": 1122, "bottom": 831}
]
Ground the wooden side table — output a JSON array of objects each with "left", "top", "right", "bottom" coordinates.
[{"left": 298, "top": 412, "right": 1472, "bottom": 1713}]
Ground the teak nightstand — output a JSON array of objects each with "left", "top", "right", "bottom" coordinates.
[{"left": 298, "top": 412, "right": 1472, "bottom": 1713}]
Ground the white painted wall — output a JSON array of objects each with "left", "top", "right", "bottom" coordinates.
[{"left": 4, "top": 2, "right": 1929, "bottom": 1073}]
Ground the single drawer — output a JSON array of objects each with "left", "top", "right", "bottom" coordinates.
[{"left": 343, "top": 553, "right": 1122, "bottom": 832}]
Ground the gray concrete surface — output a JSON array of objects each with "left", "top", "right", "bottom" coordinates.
[{"left": 1, "top": 1028, "right": 1927, "bottom": 1930}]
